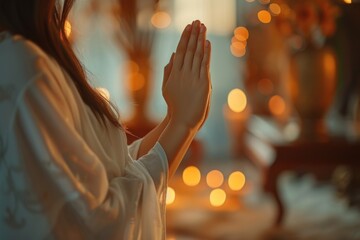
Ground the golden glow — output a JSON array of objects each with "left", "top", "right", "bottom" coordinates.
[
  {"left": 166, "top": 187, "right": 176, "bottom": 205},
  {"left": 127, "top": 61, "right": 140, "bottom": 73},
  {"left": 228, "top": 171, "right": 246, "bottom": 191},
  {"left": 257, "top": 10, "right": 272, "bottom": 24},
  {"left": 151, "top": 11, "right": 171, "bottom": 29},
  {"left": 323, "top": 52, "right": 336, "bottom": 81},
  {"left": 210, "top": 188, "right": 226, "bottom": 207},
  {"left": 228, "top": 88, "right": 247, "bottom": 113},
  {"left": 344, "top": 0, "right": 352, "bottom": 4},
  {"left": 232, "top": 37, "right": 247, "bottom": 47},
  {"left": 269, "top": 95, "right": 286, "bottom": 116},
  {"left": 257, "top": 78, "right": 274, "bottom": 95},
  {"left": 97, "top": 88, "right": 110, "bottom": 100},
  {"left": 269, "top": 3, "right": 282, "bottom": 16},
  {"left": 230, "top": 45, "right": 246, "bottom": 57},
  {"left": 128, "top": 72, "right": 145, "bottom": 91},
  {"left": 64, "top": 20, "right": 72, "bottom": 38},
  {"left": 234, "top": 26, "right": 249, "bottom": 41},
  {"left": 182, "top": 166, "right": 201, "bottom": 187},
  {"left": 206, "top": 170, "right": 224, "bottom": 188}
]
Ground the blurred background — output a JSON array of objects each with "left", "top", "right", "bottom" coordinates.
[{"left": 68, "top": 0, "right": 360, "bottom": 239}]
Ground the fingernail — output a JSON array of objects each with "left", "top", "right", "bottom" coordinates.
[
  {"left": 206, "top": 40, "right": 210, "bottom": 47},
  {"left": 185, "top": 24, "right": 191, "bottom": 31},
  {"left": 200, "top": 24, "right": 206, "bottom": 33}
]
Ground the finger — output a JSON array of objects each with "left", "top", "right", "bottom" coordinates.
[
  {"left": 163, "top": 53, "right": 175, "bottom": 91},
  {"left": 192, "top": 23, "right": 206, "bottom": 75},
  {"left": 200, "top": 40, "right": 211, "bottom": 79},
  {"left": 164, "top": 52, "right": 175, "bottom": 82},
  {"left": 173, "top": 24, "right": 192, "bottom": 70},
  {"left": 183, "top": 20, "right": 201, "bottom": 70}
]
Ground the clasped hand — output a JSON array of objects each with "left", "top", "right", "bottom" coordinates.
[{"left": 162, "top": 20, "right": 212, "bottom": 131}]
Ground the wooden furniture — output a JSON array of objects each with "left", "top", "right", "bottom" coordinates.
[{"left": 244, "top": 116, "right": 360, "bottom": 225}]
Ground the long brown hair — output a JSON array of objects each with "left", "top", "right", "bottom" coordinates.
[{"left": 0, "top": 0, "right": 121, "bottom": 128}]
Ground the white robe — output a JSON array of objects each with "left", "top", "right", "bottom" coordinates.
[{"left": 0, "top": 31, "right": 168, "bottom": 240}]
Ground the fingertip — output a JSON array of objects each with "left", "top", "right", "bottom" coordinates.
[{"left": 205, "top": 40, "right": 211, "bottom": 48}]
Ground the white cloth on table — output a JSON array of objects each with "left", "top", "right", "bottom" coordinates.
[{"left": 0, "top": 31, "right": 168, "bottom": 240}]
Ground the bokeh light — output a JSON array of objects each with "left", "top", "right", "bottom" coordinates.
[
  {"left": 183, "top": 166, "right": 201, "bottom": 187},
  {"left": 234, "top": 26, "right": 249, "bottom": 41},
  {"left": 166, "top": 187, "right": 176, "bottom": 205},
  {"left": 228, "top": 88, "right": 247, "bottom": 113},
  {"left": 64, "top": 20, "right": 72, "bottom": 38},
  {"left": 151, "top": 11, "right": 171, "bottom": 29},
  {"left": 206, "top": 170, "right": 224, "bottom": 188},
  {"left": 128, "top": 72, "right": 145, "bottom": 91},
  {"left": 210, "top": 188, "right": 227, "bottom": 207},
  {"left": 257, "top": 10, "right": 272, "bottom": 24},
  {"left": 269, "top": 3, "right": 282, "bottom": 16},
  {"left": 228, "top": 171, "right": 246, "bottom": 191},
  {"left": 230, "top": 45, "right": 246, "bottom": 57},
  {"left": 323, "top": 52, "right": 336, "bottom": 81},
  {"left": 344, "top": 0, "right": 352, "bottom": 4},
  {"left": 269, "top": 95, "right": 286, "bottom": 116}
]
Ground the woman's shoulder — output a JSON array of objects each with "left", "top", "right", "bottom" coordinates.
[{"left": 0, "top": 32, "right": 56, "bottom": 84}]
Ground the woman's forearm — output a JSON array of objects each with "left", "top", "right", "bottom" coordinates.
[
  {"left": 158, "top": 120, "right": 198, "bottom": 177},
  {"left": 136, "top": 114, "right": 170, "bottom": 158}
]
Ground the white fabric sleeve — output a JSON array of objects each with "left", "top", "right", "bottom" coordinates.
[
  {"left": 3, "top": 62, "right": 167, "bottom": 239},
  {"left": 137, "top": 142, "right": 168, "bottom": 193},
  {"left": 127, "top": 138, "right": 142, "bottom": 160}
]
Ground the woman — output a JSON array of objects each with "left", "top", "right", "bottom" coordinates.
[{"left": 0, "top": 0, "right": 211, "bottom": 239}]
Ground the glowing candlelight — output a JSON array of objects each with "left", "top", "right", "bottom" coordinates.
[
  {"left": 257, "top": 10, "right": 272, "bottom": 24},
  {"left": 344, "top": 0, "right": 352, "bottom": 4},
  {"left": 269, "top": 3, "right": 282, "bottom": 16},
  {"left": 228, "top": 88, "right": 247, "bottom": 113},
  {"left": 269, "top": 95, "right": 286, "bottom": 116},
  {"left": 228, "top": 171, "right": 246, "bottom": 191},
  {"left": 206, "top": 170, "right": 224, "bottom": 188},
  {"left": 182, "top": 166, "right": 201, "bottom": 187},
  {"left": 234, "top": 27, "right": 249, "bottom": 42},
  {"left": 151, "top": 11, "right": 171, "bottom": 29},
  {"left": 210, "top": 188, "right": 226, "bottom": 207},
  {"left": 166, "top": 187, "right": 176, "bottom": 205}
]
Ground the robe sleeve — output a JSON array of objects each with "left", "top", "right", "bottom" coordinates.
[
  {"left": 6, "top": 59, "right": 167, "bottom": 239},
  {"left": 127, "top": 138, "right": 142, "bottom": 160}
]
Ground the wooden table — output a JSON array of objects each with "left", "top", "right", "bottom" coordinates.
[{"left": 244, "top": 116, "right": 360, "bottom": 225}]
